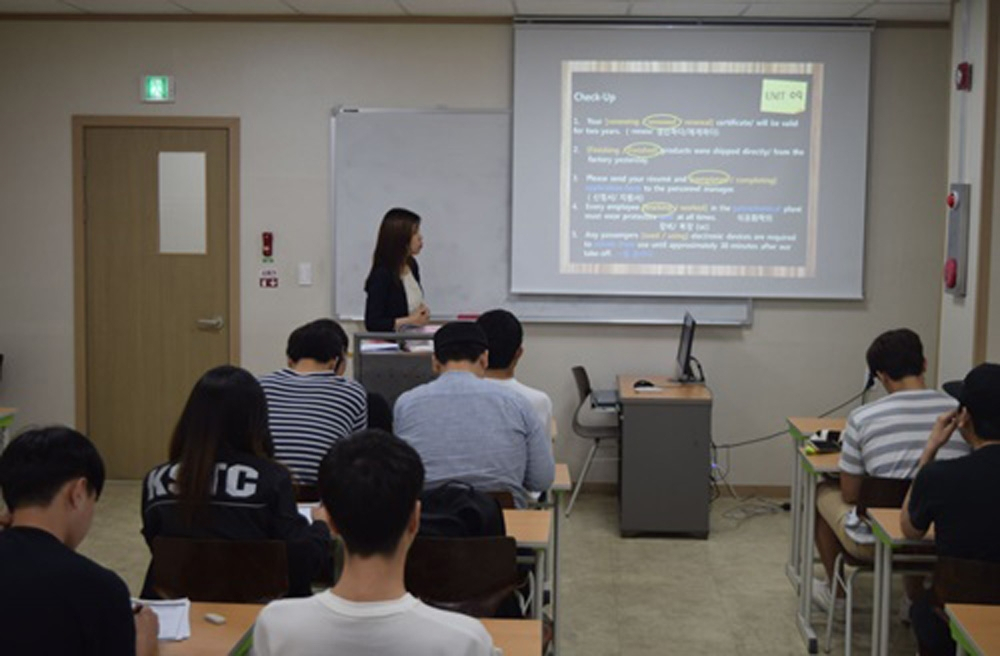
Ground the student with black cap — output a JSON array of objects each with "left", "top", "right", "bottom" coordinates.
[
  {"left": 901, "top": 362, "right": 1000, "bottom": 654},
  {"left": 393, "top": 321, "right": 554, "bottom": 507}
]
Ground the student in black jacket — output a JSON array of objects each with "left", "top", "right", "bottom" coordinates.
[
  {"left": 364, "top": 207, "right": 430, "bottom": 332},
  {"left": 140, "top": 365, "right": 333, "bottom": 597}
]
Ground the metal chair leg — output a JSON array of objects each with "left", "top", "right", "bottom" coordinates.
[
  {"left": 824, "top": 552, "right": 844, "bottom": 653},
  {"left": 564, "top": 438, "right": 600, "bottom": 518}
]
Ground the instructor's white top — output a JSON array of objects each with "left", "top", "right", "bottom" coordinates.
[
  {"left": 401, "top": 270, "right": 424, "bottom": 314},
  {"left": 252, "top": 591, "right": 496, "bottom": 656}
]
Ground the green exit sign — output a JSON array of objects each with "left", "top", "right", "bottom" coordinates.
[{"left": 142, "top": 75, "right": 174, "bottom": 103}]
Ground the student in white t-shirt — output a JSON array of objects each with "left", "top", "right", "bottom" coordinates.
[
  {"left": 252, "top": 430, "right": 496, "bottom": 656},
  {"left": 477, "top": 309, "right": 554, "bottom": 436}
]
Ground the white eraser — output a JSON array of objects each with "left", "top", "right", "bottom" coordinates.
[{"left": 204, "top": 613, "right": 226, "bottom": 625}]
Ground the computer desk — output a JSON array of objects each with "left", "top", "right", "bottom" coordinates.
[
  {"left": 160, "top": 601, "right": 542, "bottom": 655},
  {"left": 616, "top": 376, "right": 712, "bottom": 537}
]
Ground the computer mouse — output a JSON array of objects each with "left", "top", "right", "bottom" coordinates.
[{"left": 633, "top": 379, "right": 655, "bottom": 389}]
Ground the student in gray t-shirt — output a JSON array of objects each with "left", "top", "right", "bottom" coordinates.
[{"left": 394, "top": 322, "right": 555, "bottom": 507}]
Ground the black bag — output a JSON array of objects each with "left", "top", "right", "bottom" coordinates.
[{"left": 418, "top": 481, "right": 506, "bottom": 538}]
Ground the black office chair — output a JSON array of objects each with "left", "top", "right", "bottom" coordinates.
[{"left": 565, "top": 366, "right": 620, "bottom": 517}]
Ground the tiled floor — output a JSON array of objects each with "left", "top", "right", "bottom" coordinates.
[{"left": 82, "top": 482, "right": 920, "bottom": 655}]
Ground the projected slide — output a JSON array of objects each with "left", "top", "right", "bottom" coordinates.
[{"left": 561, "top": 61, "right": 823, "bottom": 279}]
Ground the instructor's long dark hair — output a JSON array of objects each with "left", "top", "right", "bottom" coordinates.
[
  {"left": 168, "top": 365, "right": 274, "bottom": 523},
  {"left": 370, "top": 207, "right": 421, "bottom": 275}
]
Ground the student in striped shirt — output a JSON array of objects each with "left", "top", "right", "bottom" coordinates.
[
  {"left": 260, "top": 319, "right": 367, "bottom": 487},
  {"left": 813, "top": 328, "right": 970, "bottom": 608}
]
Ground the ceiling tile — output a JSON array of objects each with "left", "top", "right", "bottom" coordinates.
[
  {"left": 514, "top": 0, "right": 630, "bottom": 15},
  {"left": 398, "top": 0, "right": 514, "bottom": 15},
  {"left": 172, "top": 0, "right": 294, "bottom": 13},
  {"left": 743, "top": 1, "right": 868, "bottom": 17},
  {"left": 628, "top": 1, "right": 749, "bottom": 16},
  {"left": 284, "top": 0, "right": 405, "bottom": 14},
  {"left": 857, "top": 2, "right": 949, "bottom": 20}
]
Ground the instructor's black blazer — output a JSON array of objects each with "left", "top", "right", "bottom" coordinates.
[{"left": 364, "top": 259, "right": 421, "bottom": 332}]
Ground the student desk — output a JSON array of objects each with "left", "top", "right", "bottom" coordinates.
[
  {"left": 0, "top": 407, "right": 16, "bottom": 451},
  {"left": 549, "top": 463, "right": 571, "bottom": 655},
  {"left": 504, "top": 508, "right": 553, "bottom": 622},
  {"left": 786, "top": 416, "right": 846, "bottom": 594},
  {"left": 794, "top": 445, "right": 841, "bottom": 654},
  {"left": 616, "top": 376, "right": 712, "bottom": 537},
  {"left": 160, "top": 602, "right": 543, "bottom": 655},
  {"left": 946, "top": 603, "right": 1000, "bottom": 656},
  {"left": 868, "top": 508, "right": 935, "bottom": 656}
]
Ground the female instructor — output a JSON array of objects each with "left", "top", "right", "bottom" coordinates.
[{"left": 364, "top": 207, "right": 430, "bottom": 332}]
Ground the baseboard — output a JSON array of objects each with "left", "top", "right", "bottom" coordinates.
[{"left": 573, "top": 482, "right": 791, "bottom": 499}]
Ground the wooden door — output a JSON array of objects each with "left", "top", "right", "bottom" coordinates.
[{"left": 81, "top": 125, "right": 235, "bottom": 478}]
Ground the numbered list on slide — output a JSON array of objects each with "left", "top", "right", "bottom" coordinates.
[{"left": 562, "top": 61, "right": 822, "bottom": 278}]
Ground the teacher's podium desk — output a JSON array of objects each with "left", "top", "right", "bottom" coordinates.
[{"left": 617, "top": 376, "right": 712, "bottom": 538}]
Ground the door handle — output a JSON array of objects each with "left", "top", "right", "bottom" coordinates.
[{"left": 196, "top": 316, "right": 225, "bottom": 331}]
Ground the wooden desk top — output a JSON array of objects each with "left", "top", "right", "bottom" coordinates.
[
  {"left": 160, "top": 602, "right": 259, "bottom": 656},
  {"left": 617, "top": 375, "right": 711, "bottom": 403},
  {"left": 946, "top": 603, "right": 1000, "bottom": 656},
  {"left": 482, "top": 618, "right": 543, "bottom": 656},
  {"left": 161, "top": 603, "right": 542, "bottom": 656},
  {"left": 503, "top": 508, "right": 552, "bottom": 549},
  {"left": 552, "top": 463, "right": 571, "bottom": 492},
  {"left": 787, "top": 417, "right": 847, "bottom": 441},
  {"left": 798, "top": 446, "right": 840, "bottom": 474},
  {"left": 868, "top": 507, "right": 935, "bottom": 545}
]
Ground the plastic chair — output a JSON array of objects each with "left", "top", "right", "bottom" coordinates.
[
  {"left": 149, "top": 537, "right": 289, "bottom": 603},
  {"left": 822, "top": 477, "right": 934, "bottom": 655},
  {"left": 405, "top": 535, "right": 521, "bottom": 617},
  {"left": 565, "top": 366, "right": 620, "bottom": 517}
]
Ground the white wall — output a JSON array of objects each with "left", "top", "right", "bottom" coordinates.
[
  {"left": 938, "top": 0, "right": 993, "bottom": 379},
  {"left": 0, "top": 20, "right": 950, "bottom": 485}
]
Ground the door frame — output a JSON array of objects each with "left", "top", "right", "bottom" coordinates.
[{"left": 72, "top": 115, "right": 241, "bottom": 431}]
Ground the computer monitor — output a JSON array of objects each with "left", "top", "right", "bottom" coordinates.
[{"left": 674, "top": 312, "right": 701, "bottom": 383}]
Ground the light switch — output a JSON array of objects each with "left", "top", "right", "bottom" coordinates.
[{"left": 298, "top": 262, "right": 313, "bottom": 287}]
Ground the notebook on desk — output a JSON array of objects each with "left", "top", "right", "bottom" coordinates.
[{"left": 591, "top": 389, "right": 619, "bottom": 408}]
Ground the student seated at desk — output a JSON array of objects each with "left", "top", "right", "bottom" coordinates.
[
  {"left": 902, "top": 363, "right": 1000, "bottom": 656},
  {"left": 394, "top": 322, "right": 554, "bottom": 508},
  {"left": 813, "top": 329, "right": 968, "bottom": 609},
  {"left": 141, "top": 366, "right": 333, "bottom": 598},
  {"left": 0, "top": 427, "right": 159, "bottom": 656},
  {"left": 476, "top": 309, "right": 554, "bottom": 435},
  {"left": 259, "top": 318, "right": 367, "bottom": 486},
  {"left": 253, "top": 429, "right": 497, "bottom": 656}
]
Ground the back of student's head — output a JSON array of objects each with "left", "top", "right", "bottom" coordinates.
[
  {"left": 866, "top": 328, "right": 924, "bottom": 381},
  {"left": 318, "top": 430, "right": 424, "bottom": 557},
  {"left": 476, "top": 309, "right": 523, "bottom": 370},
  {"left": 432, "top": 321, "right": 489, "bottom": 365},
  {"left": 956, "top": 362, "right": 1000, "bottom": 441},
  {"left": 169, "top": 365, "right": 273, "bottom": 518},
  {"left": 286, "top": 319, "right": 345, "bottom": 365},
  {"left": 0, "top": 426, "right": 105, "bottom": 511}
]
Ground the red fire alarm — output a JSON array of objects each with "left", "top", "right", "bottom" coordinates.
[
  {"left": 947, "top": 190, "right": 959, "bottom": 209},
  {"left": 955, "top": 62, "right": 973, "bottom": 91},
  {"left": 944, "top": 258, "right": 958, "bottom": 289},
  {"left": 262, "top": 232, "right": 274, "bottom": 258}
]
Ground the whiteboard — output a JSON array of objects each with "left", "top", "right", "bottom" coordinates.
[{"left": 331, "top": 108, "right": 751, "bottom": 325}]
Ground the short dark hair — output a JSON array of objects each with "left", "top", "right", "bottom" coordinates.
[
  {"left": 318, "top": 430, "right": 424, "bottom": 557},
  {"left": 433, "top": 321, "right": 488, "bottom": 365},
  {"left": 286, "top": 319, "right": 345, "bottom": 364},
  {"left": 476, "top": 309, "right": 523, "bottom": 370},
  {"left": 0, "top": 426, "right": 106, "bottom": 510},
  {"left": 954, "top": 363, "right": 1000, "bottom": 441},
  {"left": 866, "top": 328, "right": 925, "bottom": 381}
]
